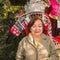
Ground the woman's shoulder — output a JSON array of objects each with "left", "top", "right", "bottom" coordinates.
[
  {"left": 41, "top": 33, "right": 50, "bottom": 39},
  {"left": 22, "top": 35, "right": 29, "bottom": 41},
  {"left": 19, "top": 36, "right": 29, "bottom": 43},
  {"left": 18, "top": 36, "right": 28, "bottom": 46},
  {"left": 41, "top": 33, "right": 53, "bottom": 43}
]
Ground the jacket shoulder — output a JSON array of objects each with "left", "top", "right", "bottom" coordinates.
[{"left": 41, "top": 33, "right": 53, "bottom": 43}]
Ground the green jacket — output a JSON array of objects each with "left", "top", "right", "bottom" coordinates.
[{"left": 16, "top": 33, "right": 59, "bottom": 60}]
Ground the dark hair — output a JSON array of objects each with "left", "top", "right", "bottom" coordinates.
[
  {"left": 45, "top": 6, "right": 52, "bottom": 14},
  {"left": 28, "top": 16, "right": 44, "bottom": 32}
]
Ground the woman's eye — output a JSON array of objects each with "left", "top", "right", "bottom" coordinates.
[{"left": 38, "top": 25, "right": 42, "bottom": 27}]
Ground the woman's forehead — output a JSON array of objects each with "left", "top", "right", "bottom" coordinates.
[{"left": 33, "top": 20, "right": 42, "bottom": 24}]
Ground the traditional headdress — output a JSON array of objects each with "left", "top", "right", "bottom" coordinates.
[
  {"left": 10, "top": 0, "right": 52, "bottom": 36},
  {"left": 25, "top": 0, "right": 47, "bottom": 13}
]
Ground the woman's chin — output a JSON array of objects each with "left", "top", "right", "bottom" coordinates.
[{"left": 34, "top": 34, "right": 40, "bottom": 36}]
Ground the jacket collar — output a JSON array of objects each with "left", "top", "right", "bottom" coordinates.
[{"left": 27, "top": 33, "right": 48, "bottom": 48}]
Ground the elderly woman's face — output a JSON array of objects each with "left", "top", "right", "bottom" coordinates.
[{"left": 30, "top": 19, "right": 43, "bottom": 36}]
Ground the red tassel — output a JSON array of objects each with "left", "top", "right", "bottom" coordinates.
[
  {"left": 10, "top": 25, "right": 20, "bottom": 36},
  {"left": 22, "top": 21, "right": 29, "bottom": 35}
]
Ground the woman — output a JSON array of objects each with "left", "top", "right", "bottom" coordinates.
[{"left": 16, "top": 16, "right": 59, "bottom": 60}]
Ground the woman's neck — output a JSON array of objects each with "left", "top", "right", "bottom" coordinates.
[{"left": 32, "top": 35, "right": 40, "bottom": 41}]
